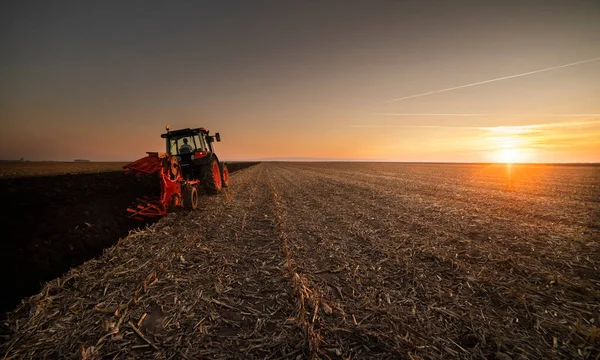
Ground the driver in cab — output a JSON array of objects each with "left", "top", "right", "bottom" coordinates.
[{"left": 179, "top": 138, "right": 193, "bottom": 154}]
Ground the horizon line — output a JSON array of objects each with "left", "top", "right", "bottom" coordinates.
[{"left": 4, "top": 159, "right": 599, "bottom": 165}]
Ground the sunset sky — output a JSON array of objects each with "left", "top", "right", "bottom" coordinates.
[{"left": 1, "top": 0, "right": 599, "bottom": 163}]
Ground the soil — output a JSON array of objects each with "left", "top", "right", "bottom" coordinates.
[
  {"left": 1, "top": 162, "right": 599, "bottom": 359},
  {"left": 0, "top": 162, "right": 257, "bottom": 318}
]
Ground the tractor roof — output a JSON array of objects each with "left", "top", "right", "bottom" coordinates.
[{"left": 161, "top": 127, "right": 209, "bottom": 138}]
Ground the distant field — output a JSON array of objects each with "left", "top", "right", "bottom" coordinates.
[{"left": 0, "top": 161, "right": 128, "bottom": 178}]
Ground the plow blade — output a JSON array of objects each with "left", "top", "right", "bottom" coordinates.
[
  {"left": 126, "top": 196, "right": 166, "bottom": 221},
  {"left": 123, "top": 152, "right": 182, "bottom": 221}
]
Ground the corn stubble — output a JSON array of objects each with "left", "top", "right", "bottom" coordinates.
[{"left": 2, "top": 162, "right": 599, "bottom": 359}]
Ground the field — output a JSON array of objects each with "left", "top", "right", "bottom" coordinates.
[{"left": 1, "top": 162, "right": 599, "bottom": 359}]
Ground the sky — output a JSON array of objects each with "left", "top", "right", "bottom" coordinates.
[{"left": 1, "top": 0, "right": 599, "bottom": 163}]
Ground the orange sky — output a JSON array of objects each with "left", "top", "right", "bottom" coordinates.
[{"left": 1, "top": 1, "right": 599, "bottom": 163}]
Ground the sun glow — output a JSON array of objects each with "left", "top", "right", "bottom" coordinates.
[
  {"left": 486, "top": 132, "right": 534, "bottom": 163},
  {"left": 495, "top": 148, "right": 522, "bottom": 163}
]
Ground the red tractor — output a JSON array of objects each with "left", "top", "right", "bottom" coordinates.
[{"left": 123, "top": 126, "right": 229, "bottom": 220}]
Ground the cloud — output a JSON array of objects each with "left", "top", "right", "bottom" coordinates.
[
  {"left": 350, "top": 124, "right": 482, "bottom": 129},
  {"left": 371, "top": 113, "right": 600, "bottom": 117},
  {"left": 475, "top": 119, "right": 600, "bottom": 152},
  {"left": 351, "top": 118, "right": 600, "bottom": 162}
]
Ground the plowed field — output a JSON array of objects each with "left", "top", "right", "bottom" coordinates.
[{"left": 2, "top": 162, "right": 599, "bottom": 359}]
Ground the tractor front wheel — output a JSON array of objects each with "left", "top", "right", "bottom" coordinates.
[
  {"left": 201, "top": 157, "right": 222, "bottom": 195},
  {"left": 183, "top": 185, "right": 199, "bottom": 210}
]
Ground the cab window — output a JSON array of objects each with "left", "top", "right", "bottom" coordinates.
[{"left": 193, "top": 134, "right": 207, "bottom": 151}]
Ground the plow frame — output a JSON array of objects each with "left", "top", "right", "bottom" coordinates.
[{"left": 123, "top": 152, "right": 200, "bottom": 220}]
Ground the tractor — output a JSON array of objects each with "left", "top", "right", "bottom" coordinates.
[{"left": 122, "top": 126, "right": 229, "bottom": 220}]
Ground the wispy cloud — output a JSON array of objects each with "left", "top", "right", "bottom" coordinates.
[
  {"left": 352, "top": 119, "right": 600, "bottom": 161},
  {"left": 350, "top": 124, "right": 481, "bottom": 128},
  {"left": 351, "top": 119, "right": 600, "bottom": 130},
  {"left": 380, "top": 56, "right": 600, "bottom": 104},
  {"left": 485, "top": 119, "right": 600, "bottom": 131},
  {"left": 475, "top": 120, "right": 600, "bottom": 153}
]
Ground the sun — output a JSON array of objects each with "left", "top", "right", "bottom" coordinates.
[{"left": 495, "top": 148, "right": 521, "bottom": 163}]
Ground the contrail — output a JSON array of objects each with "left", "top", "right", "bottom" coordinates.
[
  {"left": 373, "top": 113, "right": 600, "bottom": 116},
  {"left": 381, "top": 56, "right": 600, "bottom": 104}
]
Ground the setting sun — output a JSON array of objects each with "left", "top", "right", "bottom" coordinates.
[{"left": 495, "top": 148, "right": 522, "bottom": 163}]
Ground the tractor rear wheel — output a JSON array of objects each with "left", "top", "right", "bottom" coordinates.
[
  {"left": 183, "top": 185, "right": 199, "bottom": 210},
  {"left": 201, "top": 157, "right": 222, "bottom": 195},
  {"left": 221, "top": 163, "right": 229, "bottom": 188}
]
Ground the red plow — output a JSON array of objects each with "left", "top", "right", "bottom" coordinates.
[{"left": 123, "top": 152, "right": 200, "bottom": 220}]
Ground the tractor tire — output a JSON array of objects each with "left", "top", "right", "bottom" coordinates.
[
  {"left": 183, "top": 185, "right": 199, "bottom": 210},
  {"left": 201, "top": 157, "right": 222, "bottom": 195},
  {"left": 221, "top": 163, "right": 229, "bottom": 188}
]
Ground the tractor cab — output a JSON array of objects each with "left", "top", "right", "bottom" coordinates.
[
  {"left": 161, "top": 127, "right": 220, "bottom": 174},
  {"left": 162, "top": 127, "right": 219, "bottom": 155},
  {"left": 160, "top": 126, "right": 227, "bottom": 191}
]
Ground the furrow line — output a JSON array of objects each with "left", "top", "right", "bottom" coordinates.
[
  {"left": 266, "top": 164, "right": 412, "bottom": 359},
  {"left": 265, "top": 167, "right": 325, "bottom": 359}
]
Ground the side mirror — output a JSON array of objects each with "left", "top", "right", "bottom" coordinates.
[{"left": 215, "top": 133, "right": 221, "bottom": 142}]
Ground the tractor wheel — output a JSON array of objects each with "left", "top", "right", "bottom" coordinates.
[
  {"left": 183, "top": 185, "right": 199, "bottom": 210},
  {"left": 201, "top": 157, "right": 222, "bottom": 195},
  {"left": 221, "top": 163, "right": 229, "bottom": 188}
]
